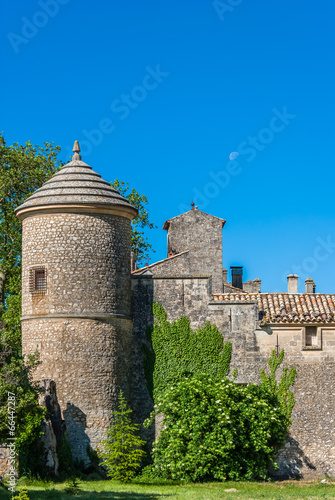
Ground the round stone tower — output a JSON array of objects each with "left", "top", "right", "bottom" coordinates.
[{"left": 15, "top": 142, "right": 137, "bottom": 462}]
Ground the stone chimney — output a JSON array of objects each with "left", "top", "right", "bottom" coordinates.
[
  {"left": 253, "top": 278, "right": 261, "bottom": 293},
  {"left": 287, "top": 274, "right": 299, "bottom": 293},
  {"left": 305, "top": 277, "right": 316, "bottom": 294},
  {"left": 222, "top": 268, "right": 228, "bottom": 283}
]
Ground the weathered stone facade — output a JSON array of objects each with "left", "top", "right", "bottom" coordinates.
[
  {"left": 163, "top": 210, "right": 225, "bottom": 293},
  {"left": 132, "top": 208, "right": 335, "bottom": 479},
  {"left": 19, "top": 210, "right": 134, "bottom": 460}
]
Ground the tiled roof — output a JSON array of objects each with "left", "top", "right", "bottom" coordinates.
[{"left": 211, "top": 293, "right": 335, "bottom": 324}]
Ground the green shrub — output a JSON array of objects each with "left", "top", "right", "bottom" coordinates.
[
  {"left": 64, "top": 476, "right": 81, "bottom": 496},
  {"left": 13, "top": 488, "right": 30, "bottom": 500},
  {"left": 146, "top": 352, "right": 295, "bottom": 482},
  {"left": 57, "top": 434, "right": 74, "bottom": 475},
  {"left": 0, "top": 350, "right": 46, "bottom": 476},
  {"left": 98, "top": 390, "right": 146, "bottom": 482}
]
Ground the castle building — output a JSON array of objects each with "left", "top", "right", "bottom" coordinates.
[
  {"left": 1, "top": 141, "right": 333, "bottom": 478},
  {"left": 132, "top": 206, "right": 335, "bottom": 479}
]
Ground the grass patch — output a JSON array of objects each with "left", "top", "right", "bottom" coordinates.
[{"left": 0, "top": 479, "right": 334, "bottom": 500}]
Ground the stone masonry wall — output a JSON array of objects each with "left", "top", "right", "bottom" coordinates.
[
  {"left": 273, "top": 363, "right": 335, "bottom": 479},
  {"left": 21, "top": 211, "right": 133, "bottom": 463},
  {"left": 166, "top": 211, "right": 224, "bottom": 293},
  {"left": 22, "top": 213, "right": 132, "bottom": 318},
  {"left": 138, "top": 252, "right": 191, "bottom": 277},
  {"left": 23, "top": 317, "right": 132, "bottom": 461},
  {"left": 132, "top": 279, "right": 335, "bottom": 478},
  {"left": 0, "top": 446, "right": 9, "bottom": 479},
  {"left": 130, "top": 275, "right": 211, "bottom": 430}
]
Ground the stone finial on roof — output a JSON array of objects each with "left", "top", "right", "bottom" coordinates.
[
  {"left": 191, "top": 201, "right": 195, "bottom": 210},
  {"left": 72, "top": 140, "right": 81, "bottom": 161}
]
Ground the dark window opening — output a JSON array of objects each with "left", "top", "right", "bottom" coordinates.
[{"left": 305, "top": 326, "right": 317, "bottom": 346}]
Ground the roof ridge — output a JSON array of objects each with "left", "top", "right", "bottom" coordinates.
[
  {"left": 132, "top": 250, "right": 189, "bottom": 274},
  {"left": 212, "top": 292, "right": 335, "bottom": 324}
]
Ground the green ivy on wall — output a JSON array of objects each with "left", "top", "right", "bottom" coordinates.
[{"left": 144, "top": 301, "right": 232, "bottom": 400}]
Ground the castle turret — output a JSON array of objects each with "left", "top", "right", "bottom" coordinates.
[{"left": 15, "top": 141, "right": 137, "bottom": 463}]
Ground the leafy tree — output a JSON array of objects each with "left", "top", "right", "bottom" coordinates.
[
  {"left": 98, "top": 390, "right": 146, "bottom": 482},
  {"left": 111, "top": 179, "right": 156, "bottom": 266},
  {"left": 0, "top": 134, "right": 62, "bottom": 351},
  {"left": 145, "top": 352, "right": 295, "bottom": 481}
]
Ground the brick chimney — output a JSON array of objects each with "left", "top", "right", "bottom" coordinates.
[
  {"left": 305, "top": 277, "right": 316, "bottom": 294},
  {"left": 287, "top": 274, "right": 299, "bottom": 293}
]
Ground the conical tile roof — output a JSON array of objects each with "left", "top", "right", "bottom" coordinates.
[{"left": 15, "top": 141, "right": 137, "bottom": 219}]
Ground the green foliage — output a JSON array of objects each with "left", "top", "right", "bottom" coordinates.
[
  {"left": 0, "top": 348, "right": 46, "bottom": 475},
  {"left": 98, "top": 390, "right": 146, "bottom": 482},
  {"left": 57, "top": 434, "right": 75, "bottom": 475},
  {"left": 144, "top": 304, "right": 295, "bottom": 483},
  {"left": 64, "top": 476, "right": 81, "bottom": 496},
  {"left": 145, "top": 371, "right": 291, "bottom": 482},
  {"left": 146, "top": 301, "right": 232, "bottom": 400},
  {"left": 0, "top": 134, "right": 62, "bottom": 352},
  {"left": 13, "top": 488, "right": 30, "bottom": 500},
  {"left": 110, "top": 179, "right": 156, "bottom": 266},
  {"left": 0, "top": 136, "right": 61, "bottom": 477},
  {"left": 259, "top": 349, "right": 296, "bottom": 425}
]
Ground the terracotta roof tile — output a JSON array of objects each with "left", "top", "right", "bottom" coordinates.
[{"left": 211, "top": 292, "right": 335, "bottom": 324}]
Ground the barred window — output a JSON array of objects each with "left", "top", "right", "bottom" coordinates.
[{"left": 29, "top": 267, "right": 47, "bottom": 294}]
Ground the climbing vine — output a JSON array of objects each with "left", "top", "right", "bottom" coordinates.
[{"left": 145, "top": 301, "right": 232, "bottom": 400}]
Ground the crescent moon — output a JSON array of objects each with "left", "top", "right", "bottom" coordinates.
[{"left": 229, "top": 152, "right": 239, "bottom": 161}]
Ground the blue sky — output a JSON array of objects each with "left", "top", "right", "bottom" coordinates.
[{"left": 2, "top": 0, "right": 335, "bottom": 293}]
